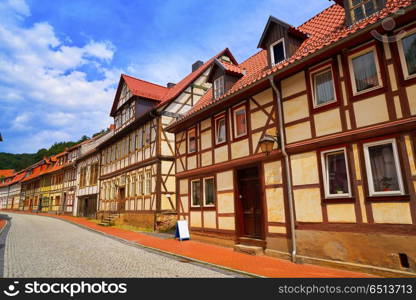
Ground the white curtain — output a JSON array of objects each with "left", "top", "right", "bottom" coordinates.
[
  {"left": 315, "top": 70, "right": 334, "bottom": 105},
  {"left": 369, "top": 144, "right": 399, "bottom": 192},
  {"left": 352, "top": 51, "right": 378, "bottom": 92}
]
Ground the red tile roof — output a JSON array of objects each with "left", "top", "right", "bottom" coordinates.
[
  {"left": 219, "top": 60, "right": 245, "bottom": 76},
  {"left": 110, "top": 48, "right": 238, "bottom": 116},
  {"left": 122, "top": 74, "right": 168, "bottom": 101},
  {"left": 0, "top": 170, "right": 26, "bottom": 187},
  {"left": 171, "top": 0, "right": 413, "bottom": 126},
  {"left": 0, "top": 169, "right": 15, "bottom": 177}
]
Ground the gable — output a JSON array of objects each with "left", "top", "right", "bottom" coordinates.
[{"left": 117, "top": 83, "right": 132, "bottom": 110}]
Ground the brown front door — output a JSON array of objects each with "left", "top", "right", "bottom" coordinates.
[
  {"left": 237, "top": 166, "right": 264, "bottom": 239},
  {"left": 118, "top": 187, "right": 126, "bottom": 212}
]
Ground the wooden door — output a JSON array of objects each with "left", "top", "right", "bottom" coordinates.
[
  {"left": 118, "top": 187, "right": 126, "bottom": 212},
  {"left": 237, "top": 167, "right": 263, "bottom": 239}
]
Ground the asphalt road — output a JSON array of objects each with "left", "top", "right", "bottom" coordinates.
[{"left": 0, "top": 212, "right": 240, "bottom": 278}]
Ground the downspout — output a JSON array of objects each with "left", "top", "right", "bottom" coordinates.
[{"left": 268, "top": 76, "right": 297, "bottom": 263}]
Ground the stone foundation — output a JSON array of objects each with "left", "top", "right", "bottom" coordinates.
[{"left": 97, "top": 211, "right": 177, "bottom": 232}]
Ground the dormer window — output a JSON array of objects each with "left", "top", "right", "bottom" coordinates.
[
  {"left": 214, "top": 76, "right": 224, "bottom": 99},
  {"left": 270, "top": 38, "right": 286, "bottom": 66},
  {"left": 349, "top": 0, "right": 385, "bottom": 23}
]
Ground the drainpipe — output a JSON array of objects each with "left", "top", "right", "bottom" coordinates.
[{"left": 268, "top": 76, "right": 297, "bottom": 263}]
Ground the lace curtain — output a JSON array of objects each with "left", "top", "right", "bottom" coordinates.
[{"left": 352, "top": 51, "right": 379, "bottom": 92}]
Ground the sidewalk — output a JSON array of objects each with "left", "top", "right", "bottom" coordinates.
[{"left": 5, "top": 211, "right": 371, "bottom": 278}]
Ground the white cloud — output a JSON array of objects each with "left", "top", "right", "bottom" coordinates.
[{"left": 0, "top": 0, "right": 120, "bottom": 153}]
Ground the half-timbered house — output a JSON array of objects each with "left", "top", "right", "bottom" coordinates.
[
  {"left": 0, "top": 170, "right": 15, "bottom": 209},
  {"left": 167, "top": 0, "right": 416, "bottom": 276},
  {"left": 75, "top": 129, "right": 113, "bottom": 217},
  {"left": 97, "top": 49, "right": 235, "bottom": 230}
]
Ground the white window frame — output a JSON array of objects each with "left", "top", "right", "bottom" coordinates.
[
  {"left": 310, "top": 64, "right": 337, "bottom": 108},
  {"left": 321, "top": 148, "right": 352, "bottom": 199},
  {"left": 203, "top": 177, "right": 215, "bottom": 207},
  {"left": 145, "top": 171, "right": 152, "bottom": 195},
  {"left": 138, "top": 173, "right": 144, "bottom": 196},
  {"left": 233, "top": 105, "right": 247, "bottom": 138},
  {"left": 397, "top": 28, "right": 416, "bottom": 80},
  {"left": 188, "top": 128, "right": 197, "bottom": 153},
  {"left": 190, "top": 179, "right": 201, "bottom": 207},
  {"left": 349, "top": 0, "right": 379, "bottom": 23},
  {"left": 215, "top": 115, "right": 227, "bottom": 145},
  {"left": 270, "top": 38, "right": 286, "bottom": 66},
  {"left": 214, "top": 76, "right": 225, "bottom": 99},
  {"left": 348, "top": 46, "right": 383, "bottom": 96},
  {"left": 363, "top": 138, "right": 405, "bottom": 196}
]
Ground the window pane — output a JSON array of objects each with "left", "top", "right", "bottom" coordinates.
[
  {"left": 364, "top": 0, "right": 375, "bottom": 15},
  {"left": 353, "top": 6, "right": 364, "bottom": 22},
  {"left": 189, "top": 130, "right": 196, "bottom": 152},
  {"left": 235, "top": 109, "right": 247, "bottom": 136},
  {"left": 368, "top": 143, "right": 400, "bottom": 192},
  {"left": 273, "top": 42, "right": 285, "bottom": 64},
  {"left": 214, "top": 77, "right": 224, "bottom": 99},
  {"left": 192, "top": 181, "right": 201, "bottom": 206},
  {"left": 204, "top": 178, "right": 214, "bottom": 205},
  {"left": 314, "top": 69, "right": 335, "bottom": 105},
  {"left": 326, "top": 152, "right": 349, "bottom": 195},
  {"left": 352, "top": 0, "right": 362, "bottom": 6},
  {"left": 352, "top": 51, "right": 379, "bottom": 92},
  {"left": 217, "top": 118, "right": 226, "bottom": 143},
  {"left": 402, "top": 33, "right": 416, "bottom": 76}
]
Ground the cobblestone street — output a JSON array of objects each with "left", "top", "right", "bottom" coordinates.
[{"left": 1, "top": 213, "right": 238, "bottom": 278}]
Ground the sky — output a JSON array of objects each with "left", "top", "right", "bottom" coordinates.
[{"left": 0, "top": 0, "right": 331, "bottom": 154}]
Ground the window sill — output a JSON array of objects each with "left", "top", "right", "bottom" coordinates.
[
  {"left": 351, "top": 85, "right": 386, "bottom": 101},
  {"left": 366, "top": 194, "right": 410, "bottom": 202}
]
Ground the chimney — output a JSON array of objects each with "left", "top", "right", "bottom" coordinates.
[
  {"left": 192, "top": 60, "right": 204, "bottom": 72},
  {"left": 167, "top": 82, "right": 176, "bottom": 88}
]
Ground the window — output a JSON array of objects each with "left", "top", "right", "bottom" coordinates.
[
  {"left": 233, "top": 106, "right": 247, "bottom": 138},
  {"left": 203, "top": 177, "right": 215, "bottom": 206},
  {"left": 321, "top": 148, "right": 351, "bottom": 198},
  {"left": 349, "top": 0, "right": 384, "bottom": 23},
  {"left": 145, "top": 125, "right": 151, "bottom": 145},
  {"left": 145, "top": 171, "right": 152, "bottom": 195},
  {"left": 215, "top": 116, "right": 227, "bottom": 145},
  {"left": 80, "top": 167, "right": 87, "bottom": 188},
  {"left": 188, "top": 128, "right": 197, "bottom": 153},
  {"left": 363, "top": 139, "right": 404, "bottom": 196},
  {"left": 90, "top": 163, "right": 99, "bottom": 185},
  {"left": 191, "top": 180, "right": 201, "bottom": 206},
  {"left": 131, "top": 175, "right": 136, "bottom": 196},
  {"left": 349, "top": 48, "right": 381, "bottom": 94},
  {"left": 398, "top": 31, "right": 416, "bottom": 79},
  {"left": 270, "top": 38, "right": 286, "bottom": 66},
  {"left": 214, "top": 76, "right": 224, "bottom": 99},
  {"left": 311, "top": 67, "right": 336, "bottom": 107},
  {"left": 138, "top": 173, "right": 144, "bottom": 195}
]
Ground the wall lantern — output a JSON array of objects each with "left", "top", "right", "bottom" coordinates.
[{"left": 258, "top": 134, "right": 281, "bottom": 155}]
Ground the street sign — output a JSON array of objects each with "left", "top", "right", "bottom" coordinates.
[{"left": 175, "top": 220, "right": 190, "bottom": 241}]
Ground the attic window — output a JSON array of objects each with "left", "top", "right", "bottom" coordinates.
[
  {"left": 350, "top": 0, "right": 385, "bottom": 23},
  {"left": 214, "top": 76, "right": 225, "bottom": 99},
  {"left": 270, "top": 38, "right": 286, "bottom": 66}
]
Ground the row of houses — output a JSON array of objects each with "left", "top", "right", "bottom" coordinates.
[
  {"left": 1, "top": 0, "right": 416, "bottom": 276},
  {"left": 0, "top": 130, "right": 114, "bottom": 216}
]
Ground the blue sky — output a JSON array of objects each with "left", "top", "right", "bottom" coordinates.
[{"left": 0, "top": 0, "right": 331, "bottom": 154}]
